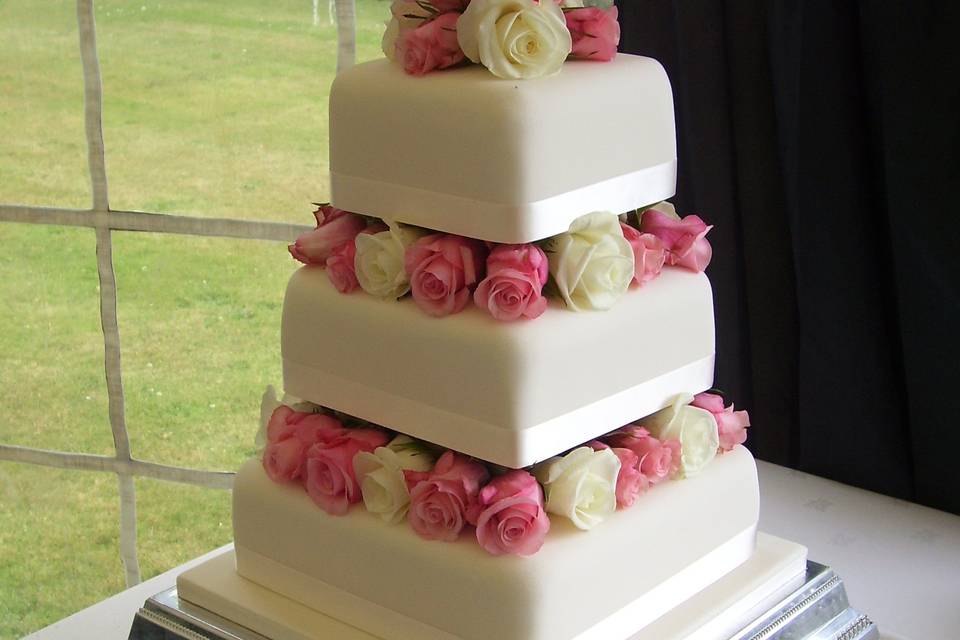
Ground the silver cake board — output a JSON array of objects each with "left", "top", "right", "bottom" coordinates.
[{"left": 129, "top": 533, "right": 877, "bottom": 640}]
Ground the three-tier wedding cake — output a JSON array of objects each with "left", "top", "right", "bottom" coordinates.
[{"left": 176, "top": 2, "right": 808, "bottom": 639}]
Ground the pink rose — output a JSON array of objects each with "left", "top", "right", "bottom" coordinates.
[
  {"left": 326, "top": 239, "right": 360, "bottom": 294},
  {"left": 326, "top": 222, "right": 388, "bottom": 294},
  {"left": 565, "top": 7, "right": 620, "bottom": 62},
  {"left": 266, "top": 408, "right": 348, "bottom": 447},
  {"left": 605, "top": 426, "right": 680, "bottom": 485},
  {"left": 263, "top": 438, "right": 306, "bottom": 483},
  {"left": 293, "top": 413, "right": 350, "bottom": 445},
  {"left": 304, "top": 427, "right": 391, "bottom": 516},
  {"left": 589, "top": 441, "right": 648, "bottom": 508},
  {"left": 266, "top": 405, "right": 301, "bottom": 443},
  {"left": 472, "top": 469, "right": 550, "bottom": 556},
  {"left": 262, "top": 410, "right": 347, "bottom": 483},
  {"left": 398, "top": 12, "right": 465, "bottom": 76},
  {"left": 635, "top": 437, "right": 680, "bottom": 484},
  {"left": 405, "top": 233, "right": 487, "bottom": 317},
  {"left": 473, "top": 244, "right": 549, "bottom": 321},
  {"left": 692, "top": 392, "right": 750, "bottom": 452},
  {"left": 289, "top": 204, "right": 367, "bottom": 265},
  {"left": 639, "top": 210, "right": 714, "bottom": 272},
  {"left": 620, "top": 223, "right": 666, "bottom": 287},
  {"left": 408, "top": 451, "right": 490, "bottom": 541}
]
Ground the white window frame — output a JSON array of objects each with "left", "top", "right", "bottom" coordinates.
[{"left": 0, "top": 0, "right": 356, "bottom": 587}]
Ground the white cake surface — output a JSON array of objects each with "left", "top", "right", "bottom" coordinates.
[
  {"left": 282, "top": 265, "right": 715, "bottom": 468},
  {"left": 177, "top": 534, "right": 806, "bottom": 640},
  {"left": 229, "top": 446, "right": 759, "bottom": 640},
  {"left": 329, "top": 54, "right": 677, "bottom": 244}
]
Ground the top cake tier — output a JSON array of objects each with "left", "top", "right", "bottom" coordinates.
[{"left": 329, "top": 54, "right": 676, "bottom": 244}]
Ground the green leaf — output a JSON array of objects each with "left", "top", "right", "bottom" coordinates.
[{"left": 415, "top": 0, "right": 440, "bottom": 15}]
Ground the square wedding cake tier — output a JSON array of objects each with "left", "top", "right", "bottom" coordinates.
[
  {"left": 329, "top": 54, "right": 676, "bottom": 244},
  {"left": 282, "top": 265, "right": 715, "bottom": 468},
  {"left": 232, "top": 446, "right": 759, "bottom": 640}
]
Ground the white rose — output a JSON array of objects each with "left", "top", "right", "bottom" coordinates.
[
  {"left": 534, "top": 446, "right": 620, "bottom": 530},
  {"left": 457, "top": 0, "right": 572, "bottom": 80},
  {"left": 355, "top": 221, "right": 427, "bottom": 299},
  {"left": 382, "top": 19, "right": 400, "bottom": 60},
  {"left": 643, "top": 395, "right": 719, "bottom": 478},
  {"left": 254, "top": 385, "right": 280, "bottom": 452},
  {"left": 353, "top": 435, "right": 436, "bottom": 524},
  {"left": 544, "top": 211, "right": 634, "bottom": 311}
]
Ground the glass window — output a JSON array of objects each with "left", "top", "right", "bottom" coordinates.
[
  {"left": 134, "top": 477, "right": 231, "bottom": 579},
  {"left": 0, "top": 0, "right": 90, "bottom": 209},
  {"left": 0, "top": 464, "right": 121, "bottom": 638},
  {"left": 0, "top": 224, "right": 113, "bottom": 455},
  {"left": 98, "top": 0, "right": 386, "bottom": 223},
  {"left": 113, "top": 232, "right": 296, "bottom": 471}
]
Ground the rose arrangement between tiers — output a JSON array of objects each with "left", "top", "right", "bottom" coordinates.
[
  {"left": 259, "top": 390, "right": 749, "bottom": 557},
  {"left": 288, "top": 203, "right": 714, "bottom": 322},
  {"left": 382, "top": 0, "right": 621, "bottom": 79}
]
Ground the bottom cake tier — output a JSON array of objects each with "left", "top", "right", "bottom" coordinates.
[{"left": 230, "top": 446, "right": 760, "bottom": 640}]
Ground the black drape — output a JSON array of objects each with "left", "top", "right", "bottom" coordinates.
[{"left": 616, "top": 1, "right": 960, "bottom": 514}]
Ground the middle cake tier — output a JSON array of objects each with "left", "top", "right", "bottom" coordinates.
[{"left": 282, "top": 265, "right": 715, "bottom": 468}]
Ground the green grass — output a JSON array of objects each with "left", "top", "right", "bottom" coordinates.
[{"left": 0, "top": 0, "right": 387, "bottom": 636}]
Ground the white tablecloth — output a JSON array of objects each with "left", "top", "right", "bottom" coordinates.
[{"left": 27, "top": 461, "right": 960, "bottom": 640}]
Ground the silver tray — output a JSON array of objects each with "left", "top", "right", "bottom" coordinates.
[{"left": 129, "top": 560, "right": 877, "bottom": 640}]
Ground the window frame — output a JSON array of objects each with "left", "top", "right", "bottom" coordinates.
[{"left": 0, "top": 0, "right": 356, "bottom": 587}]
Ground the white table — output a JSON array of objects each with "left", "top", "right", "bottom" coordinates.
[{"left": 27, "top": 461, "right": 960, "bottom": 640}]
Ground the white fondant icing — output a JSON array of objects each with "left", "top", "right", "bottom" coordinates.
[
  {"left": 177, "top": 534, "right": 806, "bottom": 640},
  {"left": 231, "top": 446, "right": 760, "bottom": 640},
  {"left": 281, "top": 266, "right": 716, "bottom": 468},
  {"left": 329, "top": 55, "right": 677, "bottom": 244},
  {"left": 632, "top": 534, "right": 808, "bottom": 640}
]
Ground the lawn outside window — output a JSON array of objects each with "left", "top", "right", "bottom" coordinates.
[{"left": 0, "top": 0, "right": 364, "bottom": 635}]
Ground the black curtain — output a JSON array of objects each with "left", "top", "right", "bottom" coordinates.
[{"left": 616, "top": 1, "right": 960, "bottom": 514}]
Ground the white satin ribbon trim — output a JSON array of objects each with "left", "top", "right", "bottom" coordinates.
[{"left": 331, "top": 159, "right": 677, "bottom": 244}]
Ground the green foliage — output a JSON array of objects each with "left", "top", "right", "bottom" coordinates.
[{"left": 0, "top": 0, "right": 386, "bottom": 636}]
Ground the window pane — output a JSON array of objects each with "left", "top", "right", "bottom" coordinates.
[
  {"left": 99, "top": 0, "right": 386, "bottom": 223},
  {"left": 0, "top": 224, "right": 113, "bottom": 455},
  {"left": 135, "top": 478, "right": 231, "bottom": 579},
  {"left": 113, "top": 232, "right": 296, "bottom": 471},
  {"left": 357, "top": 0, "right": 392, "bottom": 64},
  {"left": 0, "top": 0, "right": 89, "bottom": 209},
  {"left": 0, "top": 463, "right": 122, "bottom": 637}
]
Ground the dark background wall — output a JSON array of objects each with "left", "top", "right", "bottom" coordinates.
[{"left": 615, "top": 1, "right": 960, "bottom": 514}]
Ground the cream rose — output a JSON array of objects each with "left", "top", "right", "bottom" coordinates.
[
  {"left": 355, "top": 221, "right": 428, "bottom": 299},
  {"left": 353, "top": 435, "right": 436, "bottom": 524},
  {"left": 643, "top": 395, "right": 719, "bottom": 478},
  {"left": 457, "top": 0, "right": 572, "bottom": 79},
  {"left": 382, "top": 19, "right": 401, "bottom": 60},
  {"left": 544, "top": 211, "right": 634, "bottom": 311},
  {"left": 254, "top": 385, "right": 280, "bottom": 452},
  {"left": 533, "top": 446, "right": 620, "bottom": 530}
]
